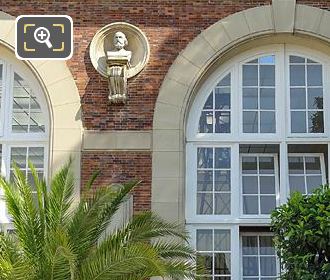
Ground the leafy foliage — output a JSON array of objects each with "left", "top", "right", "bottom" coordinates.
[
  {"left": 271, "top": 186, "right": 330, "bottom": 280},
  {"left": 0, "top": 160, "right": 197, "bottom": 280}
]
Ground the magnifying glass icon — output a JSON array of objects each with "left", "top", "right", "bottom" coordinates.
[{"left": 34, "top": 27, "right": 53, "bottom": 49}]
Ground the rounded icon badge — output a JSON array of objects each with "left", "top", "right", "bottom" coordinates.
[
  {"left": 34, "top": 27, "right": 53, "bottom": 49},
  {"left": 15, "top": 15, "right": 73, "bottom": 60}
]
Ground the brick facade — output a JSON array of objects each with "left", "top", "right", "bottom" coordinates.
[{"left": 3, "top": 0, "right": 330, "bottom": 212}]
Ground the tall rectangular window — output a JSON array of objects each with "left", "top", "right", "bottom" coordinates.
[
  {"left": 197, "top": 147, "right": 231, "bottom": 215},
  {"left": 242, "top": 55, "right": 276, "bottom": 133},
  {"left": 241, "top": 155, "right": 278, "bottom": 215},
  {"left": 196, "top": 229, "right": 231, "bottom": 279},
  {"left": 289, "top": 56, "right": 324, "bottom": 133}
]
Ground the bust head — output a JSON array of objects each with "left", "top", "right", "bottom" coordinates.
[{"left": 113, "top": 31, "right": 128, "bottom": 50}]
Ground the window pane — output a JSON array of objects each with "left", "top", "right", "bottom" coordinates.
[
  {"left": 259, "top": 55, "right": 275, "bottom": 64},
  {"left": 197, "top": 253, "right": 213, "bottom": 275},
  {"left": 203, "top": 93, "right": 213, "bottom": 109},
  {"left": 242, "top": 157, "right": 257, "bottom": 174},
  {"left": 242, "top": 236, "right": 258, "bottom": 255},
  {"left": 290, "top": 55, "right": 305, "bottom": 63},
  {"left": 243, "top": 65, "right": 258, "bottom": 86},
  {"left": 217, "top": 74, "right": 230, "bottom": 86},
  {"left": 307, "top": 65, "right": 322, "bottom": 86},
  {"left": 290, "top": 88, "right": 306, "bottom": 109},
  {"left": 215, "top": 193, "right": 230, "bottom": 215},
  {"left": 308, "top": 111, "right": 324, "bottom": 133},
  {"left": 197, "top": 193, "right": 213, "bottom": 215},
  {"left": 214, "top": 253, "right": 231, "bottom": 274},
  {"left": 214, "top": 230, "right": 230, "bottom": 251},
  {"left": 243, "top": 88, "right": 258, "bottom": 109},
  {"left": 215, "top": 148, "right": 230, "bottom": 169},
  {"left": 242, "top": 176, "right": 258, "bottom": 194},
  {"left": 305, "top": 157, "right": 321, "bottom": 174},
  {"left": 259, "top": 236, "right": 275, "bottom": 255},
  {"left": 214, "top": 170, "right": 230, "bottom": 191},
  {"left": 260, "top": 176, "right": 275, "bottom": 194},
  {"left": 260, "top": 196, "right": 276, "bottom": 214},
  {"left": 12, "top": 112, "right": 29, "bottom": 132},
  {"left": 199, "top": 111, "right": 213, "bottom": 133},
  {"left": 215, "top": 88, "right": 230, "bottom": 109},
  {"left": 243, "top": 111, "right": 258, "bottom": 133},
  {"left": 197, "top": 171, "right": 213, "bottom": 191},
  {"left": 289, "top": 176, "right": 305, "bottom": 194},
  {"left": 308, "top": 88, "right": 323, "bottom": 109},
  {"left": 259, "top": 157, "right": 275, "bottom": 174},
  {"left": 306, "top": 176, "right": 322, "bottom": 193},
  {"left": 11, "top": 147, "right": 27, "bottom": 168},
  {"left": 290, "top": 65, "right": 305, "bottom": 86},
  {"left": 260, "top": 88, "right": 275, "bottom": 109},
  {"left": 215, "top": 111, "right": 230, "bottom": 133},
  {"left": 197, "top": 230, "right": 213, "bottom": 251},
  {"left": 243, "top": 196, "right": 258, "bottom": 214},
  {"left": 260, "top": 256, "right": 277, "bottom": 276},
  {"left": 288, "top": 156, "right": 304, "bottom": 174},
  {"left": 243, "top": 257, "right": 259, "bottom": 276},
  {"left": 260, "top": 111, "right": 275, "bottom": 133},
  {"left": 260, "top": 65, "right": 275, "bottom": 86},
  {"left": 198, "top": 148, "right": 213, "bottom": 168},
  {"left": 291, "top": 111, "right": 306, "bottom": 133},
  {"left": 29, "top": 147, "right": 44, "bottom": 168}
]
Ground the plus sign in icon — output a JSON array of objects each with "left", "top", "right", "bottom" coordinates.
[{"left": 16, "top": 15, "right": 73, "bottom": 60}]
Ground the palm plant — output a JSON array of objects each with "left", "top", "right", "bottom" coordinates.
[{"left": 0, "top": 160, "right": 197, "bottom": 280}]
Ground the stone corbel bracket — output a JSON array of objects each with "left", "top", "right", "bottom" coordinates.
[{"left": 90, "top": 22, "right": 150, "bottom": 103}]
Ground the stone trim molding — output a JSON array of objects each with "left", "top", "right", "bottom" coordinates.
[
  {"left": 0, "top": 11, "right": 82, "bottom": 199},
  {"left": 152, "top": 1, "right": 330, "bottom": 223},
  {"left": 83, "top": 131, "right": 152, "bottom": 151}
]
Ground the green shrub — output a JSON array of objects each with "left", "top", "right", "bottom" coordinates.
[{"left": 271, "top": 186, "right": 330, "bottom": 280}]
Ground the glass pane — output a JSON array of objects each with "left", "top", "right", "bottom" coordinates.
[
  {"left": 214, "top": 170, "right": 230, "bottom": 191},
  {"left": 203, "top": 93, "right": 213, "bottom": 109},
  {"left": 260, "top": 256, "right": 277, "bottom": 276},
  {"left": 29, "top": 147, "right": 44, "bottom": 168},
  {"left": 242, "top": 236, "right": 258, "bottom": 255},
  {"left": 290, "top": 88, "right": 306, "bottom": 109},
  {"left": 214, "top": 230, "right": 230, "bottom": 251},
  {"left": 307, "top": 65, "right": 322, "bottom": 86},
  {"left": 215, "top": 111, "right": 230, "bottom": 133},
  {"left": 242, "top": 157, "right": 257, "bottom": 174},
  {"left": 243, "top": 196, "right": 258, "bottom": 214},
  {"left": 12, "top": 112, "right": 29, "bottom": 133},
  {"left": 290, "top": 65, "right": 305, "bottom": 86},
  {"left": 243, "top": 65, "right": 258, "bottom": 86},
  {"left": 215, "top": 88, "right": 230, "bottom": 109},
  {"left": 243, "top": 256, "right": 259, "bottom": 276},
  {"left": 308, "top": 111, "right": 324, "bottom": 133},
  {"left": 214, "top": 253, "right": 231, "bottom": 274},
  {"left": 197, "top": 253, "right": 213, "bottom": 275},
  {"left": 260, "top": 111, "right": 276, "bottom": 133},
  {"left": 259, "top": 55, "right": 275, "bottom": 64},
  {"left": 289, "top": 176, "right": 306, "bottom": 194},
  {"left": 260, "top": 65, "right": 275, "bottom": 86},
  {"left": 215, "top": 193, "right": 230, "bottom": 215},
  {"left": 197, "top": 148, "right": 213, "bottom": 168},
  {"left": 260, "top": 176, "right": 275, "bottom": 194},
  {"left": 243, "top": 111, "right": 258, "bottom": 133},
  {"left": 30, "top": 112, "right": 45, "bottom": 132},
  {"left": 308, "top": 88, "right": 323, "bottom": 109},
  {"left": 217, "top": 74, "right": 230, "bottom": 87},
  {"left": 243, "top": 88, "right": 258, "bottom": 109},
  {"left": 260, "top": 196, "right": 276, "bottom": 214},
  {"left": 11, "top": 147, "right": 27, "bottom": 168},
  {"left": 242, "top": 176, "right": 258, "bottom": 194},
  {"left": 215, "top": 148, "right": 230, "bottom": 169},
  {"left": 306, "top": 176, "right": 322, "bottom": 193},
  {"left": 197, "top": 193, "right": 213, "bottom": 215},
  {"left": 197, "top": 170, "right": 213, "bottom": 191},
  {"left": 259, "top": 157, "right": 275, "bottom": 174},
  {"left": 289, "top": 156, "right": 304, "bottom": 174},
  {"left": 260, "top": 88, "right": 275, "bottom": 109},
  {"left": 305, "top": 157, "right": 321, "bottom": 174},
  {"left": 259, "top": 236, "right": 275, "bottom": 255},
  {"left": 290, "top": 55, "right": 305, "bottom": 63},
  {"left": 197, "top": 230, "right": 213, "bottom": 251},
  {"left": 291, "top": 111, "right": 306, "bottom": 133},
  {"left": 199, "top": 111, "right": 213, "bottom": 133}
]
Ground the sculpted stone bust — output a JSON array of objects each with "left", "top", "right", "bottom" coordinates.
[{"left": 106, "top": 31, "right": 132, "bottom": 103}]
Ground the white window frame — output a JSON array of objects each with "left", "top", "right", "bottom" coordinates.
[{"left": 239, "top": 153, "right": 280, "bottom": 219}]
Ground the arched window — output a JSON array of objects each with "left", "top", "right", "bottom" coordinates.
[
  {"left": 0, "top": 58, "right": 49, "bottom": 228},
  {"left": 186, "top": 44, "right": 329, "bottom": 279}
]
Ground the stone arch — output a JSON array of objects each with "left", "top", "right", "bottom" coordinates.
[
  {"left": 0, "top": 11, "right": 82, "bottom": 197},
  {"left": 152, "top": 1, "right": 330, "bottom": 223}
]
